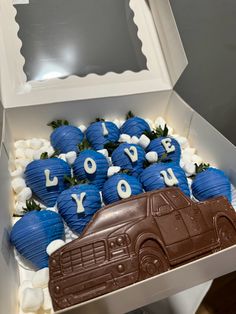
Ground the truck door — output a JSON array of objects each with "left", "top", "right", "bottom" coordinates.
[{"left": 151, "top": 193, "right": 192, "bottom": 263}]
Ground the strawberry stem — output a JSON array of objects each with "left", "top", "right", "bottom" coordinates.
[
  {"left": 126, "top": 111, "right": 135, "bottom": 120},
  {"left": 144, "top": 124, "right": 169, "bottom": 140},
  {"left": 47, "top": 120, "right": 69, "bottom": 130}
]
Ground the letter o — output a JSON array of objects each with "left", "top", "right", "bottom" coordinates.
[
  {"left": 117, "top": 180, "right": 132, "bottom": 199},
  {"left": 84, "top": 158, "right": 97, "bottom": 174}
]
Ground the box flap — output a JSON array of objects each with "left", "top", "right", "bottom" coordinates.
[{"left": 0, "top": 0, "right": 187, "bottom": 108}]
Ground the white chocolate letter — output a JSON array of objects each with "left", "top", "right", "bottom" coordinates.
[
  {"left": 117, "top": 180, "right": 132, "bottom": 199},
  {"left": 160, "top": 168, "right": 179, "bottom": 186},
  {"left": 44, "top": 169, "right": 58, "bottom": 187},
  {"left": 84, "top": 158, "right": 97, "bottom": 174},
  {"left": 72, "top": 192, "right": 86, "bottom": 213},
  {"left": 124, "top": 146, "right": 138, "bottom": 163},
  {"left": 102, "top": 123, "right": 109, "bottom": 136},
  {"left": 161, "top": 138, "right": 175, "bottom": 153}
]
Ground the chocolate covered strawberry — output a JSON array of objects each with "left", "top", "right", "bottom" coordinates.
[
  {"left": 191, "top": 164, "right": 231, "bottom": 202},
  {"left": 57, "top": 180, "right": 101, "bottom": 235},
  {"left": 48, "top": 120, "right": 84, "bottom": 153},
  {"left": 10, "top": 200, "right": 64, "bottom": 269},
  {"left": 86, "top": 119, "right": 120, "bottom": 150},
  {"left": 25, "top": 153, "right": 71, "bottom": 207},
  {"left": 120, "top": 111, "right": 151, "bottom": 137},
  {"left": 102, "top": 172, "right": 143, "bottom": 205}
]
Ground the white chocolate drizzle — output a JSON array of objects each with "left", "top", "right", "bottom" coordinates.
[
  {"left": 117, "top": 180, "right": 132, "bottom": 199},
  {"left": 44, "top": 169, "right": 58, "bottom": 187},
  {"left": 124, "top": 146, "right": 138, "bottom": 163},
  {"left": 102, "top": 123, "right": 109, "bottom": 136},
  {"left": 160, "top": 168, "right": 179, "bottom": 186},
  {"left": 72, "top": 192, "right": 86, "bottom": 213},
  {"left": 161, "top": 138, "right": 175, "bottom": 153},
  {"left": 84, "top": 158, "right": 97, "bottom": 174}
]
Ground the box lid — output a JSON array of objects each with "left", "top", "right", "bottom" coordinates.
[{"left": 0, "top": 0, "right": 187, "bottom": 108}]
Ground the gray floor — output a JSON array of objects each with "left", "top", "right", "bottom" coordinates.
[{"left": 170, "top": 0, "right": 236, "bottom": 145}]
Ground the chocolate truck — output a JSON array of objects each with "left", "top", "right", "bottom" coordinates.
[{"left": 49, "top": 187, "right": 236, "bottom": 310}]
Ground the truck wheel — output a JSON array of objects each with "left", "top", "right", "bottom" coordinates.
[
  {"left": 139, "top": 241, "right": 169, "bottom": 280},
  {"left": 218, "top": 217, "right": 236, "bottom": 249}
]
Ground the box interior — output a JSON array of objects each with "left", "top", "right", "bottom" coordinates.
[{"left": 1, "top": 91, "right": 236, "bottom": 313}]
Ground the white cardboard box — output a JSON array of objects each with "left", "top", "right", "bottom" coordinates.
[{"left": 0, "top": 1, "right": 236, "bottom": 314}]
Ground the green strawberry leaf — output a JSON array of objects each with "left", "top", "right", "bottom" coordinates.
[
  {"left": 126, "top": 111, "right": 135, "bottom": 120},
  {"left": 195, "top": 163, "right": 210, "bottom": 174},
  {"left": 78, "top": 139, "right": 91, "bottom": 151},
  {"left": 144, "top": 124, "right": 169, "bottom": 140},
  {"left": 64, "top": 175, "right": 89, "bottom": 187},
  {"left": 23, "top": 199, "right": 41, "bottom": 213},
  {"left": 104, "top": 141, "right": 120, "bottom": 154},
  {"left": 47, "top": 119, "right": 69, "bottom": 129}
]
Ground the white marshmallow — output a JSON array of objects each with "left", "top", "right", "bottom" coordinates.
[
  {"left": 106, "top": 156, "right": 112, "bottom": 166},
  {"left": 113, "top": 119, "right": 121, "bottom": 128},
  {"left": 15, "top": 201, "right": 26, "bottom": 214},
  {"left": 16, "top": 187, "right": 32, "bottom": 202},
  {"left": 187, "top": 178, "right": 193, "bottom": 186},
  {"left": 43, "top": 287, "right": 53, "bottom": 311},
  {"left": 18, "top": 280, "right": 33, "bottom": 302},
  {"left": 131, "top": 136, "right": 139, "bottom": 145},
  {"left": 179, "top": 159, "right": 185, "bottom": 169},
  {"left": 184, "top": 162, "right": 196, "bottom": 177},
  {"left": 184, "top": 147, "right": 196, "bottom": 155},
  {"left": 138, "top": 134, "right": 150, "bottom": 149},
  {"left": 41, "top": 139, "right": 51, "bottom": 148},
  {"left": 97, "top": 149, "right": 109, "bottom": 158},
  {"left": 11, "top": 178, "right": 26, "bottom": 194},
  {"left": 107, "top": 166, "right": 121, "bottom": 177},
  {"left": 167, "top": 126, "right": 174, "bottom": 135},
  {"left": 46, "top": 240, "right": 65, "bottom": 256},
  {"left": 33, "top": 151, "right": 42, "bottom": 160},
  {"left": 181, "top": 151, "right": 192, "bottom": 163},
  {"left": 191, "top": 154, "right": 203, "bottom": 166},
  {"left": 145, "top": 152, "right": 158, "bottom": 163},
  {"left": 44, "top": 146, "right": 55, "bottom": 157},
  {"left": 32, "top": 268, "right": 49, "bottom": 289},
  {"left": 14, "top": 159, "right": 31, "bottom": 169},
  {"left": 154, "top": 117, "right": 166, "bottom": 129},
  {"left": 78, "top": 124, "right": 87, "bottom": 133},
  {"left": 21, "top": 287, "right": 44, "bottom": 312},
  {"left": 58, "top": 154, "right": 67, "bottom": 162},
  {"left": 145, "top": 118, "right": 154, "bottom": 130},
  {"left": 176, "top": 136, "right": 189, "bottom": 149},
  {"left": 14, "top": 140, "right": 28, "bottom": 149},
  {"left": 119, "top": 134, "right": 132, "bottom": 144},
  {"left": 15, "top": 148, "right": 26, "bottom": 159},
  {"left": 24, "top": 148, "right": 35, "bottom": 160},
  {"left": 29, "top": 139, "right": 43, "bottom": 150},
  {"left": 65, "top": 151, "right": 77, "bottom": 165}
]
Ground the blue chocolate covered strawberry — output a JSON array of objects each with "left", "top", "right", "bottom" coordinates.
[
  {"left": 145, "top": 124, "right": 181, "bottom": 163},
  {"left": 86, "top": 119, "right": 120, "bottom": 150},
  {"left": 102, "top": 172, "right": 143, "bottom": 205},
  {"left": 10, "top": 200, "right": 64, "bottom": 269},
  {"left": 140, "top": 162, "right": 190, "bottom": 196},
  {"left": 191, "top": 164, "right": 231, "bottom": 202},
  {"left": 111, "top": 143, "right": 146, "bottom": 177},
  {"left": 120, "top": 111, "right": 151, "bottom": 137},
  {"left": 25, "top": 153, "right": 71, "bottom": 207},
  {"left": 57, "top": 181, "right": 101, "bottom": 235},
  {"left": 73, "top": 150, "right": 109, "bottom": 190},
  {"left": 48, "top": 120, "right": 84, "bottom": 153}
]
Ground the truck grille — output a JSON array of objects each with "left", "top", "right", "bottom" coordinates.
[{"left": 61, "top": 241, "right": 106, "bottom": 274}]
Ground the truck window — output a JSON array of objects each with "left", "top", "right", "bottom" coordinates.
[
  {"left": 151, "top": 194, "right": 173, "bottom": 216},
  {"left": 165, "top": 189, "right": 191, "bottom": 209}
]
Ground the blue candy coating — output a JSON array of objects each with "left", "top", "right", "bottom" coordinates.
[
  {"left": 73, "top": 150, "right": 109, "bottom": 190},
  {"left": 50, "top": 125, "right": 84, "bottom": 153},
  {"left": 57, "top": 184, "right": 102, "bottom": 234},
  {"left": 102, "top": 174, "right": 143, "bottom": 205},
  {"left": 111, "top": 143, "right": 145, "bottom": 177},
  {"left": 25, "top": 158, "right": 71, "bottom": 207},
  {"left": 86, "top": 121, "right": 120, "bottom": 150},
  {"left": 147, "top": 137, "right": 181, "bottom": 163},
  {"left": 10, "top": 210, "right": 64, "bottom": 269},
  {"left": 120, "top": 117, "right": 151, "bottom": 137},
  {"left": 140, "top": 162, "right": 190, "bottom": 196},
  {"left": 192, "top": 167, "right": 231, "bottom": 202}
]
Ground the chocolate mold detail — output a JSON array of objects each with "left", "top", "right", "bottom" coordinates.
[{"left": 49, "top": 187, "right": 236, "bottom": 311}]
